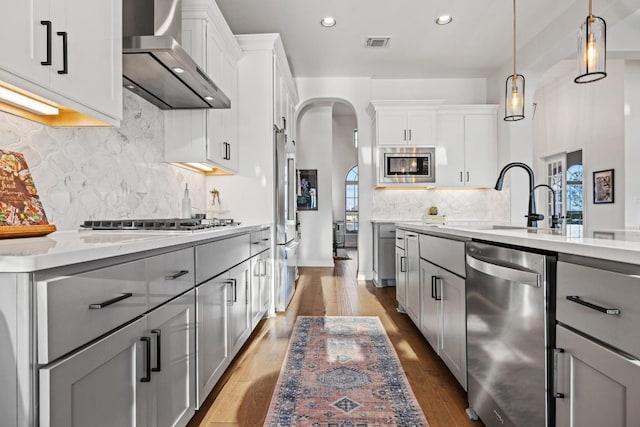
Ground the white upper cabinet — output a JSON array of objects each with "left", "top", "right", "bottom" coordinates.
[
  {"left": 164, "top": 0, "right": 241, "bottom": 174},
  {"left": 435, "top": 105, "right": 498, "bottom": 187},
  {"left": 371, "top": 101, "right": 440, "bottom": 146},
  {"left": 0, "top": 0, "right": 122, "bottom": 126}
]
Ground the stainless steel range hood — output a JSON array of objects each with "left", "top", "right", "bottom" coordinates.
[{"left": 122, "top": 0, "right": 230, "bottom": 110}]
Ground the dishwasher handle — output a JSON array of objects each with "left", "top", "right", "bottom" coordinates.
[{"left": 466, "top": 254, "right": 541, "bottom": 287}]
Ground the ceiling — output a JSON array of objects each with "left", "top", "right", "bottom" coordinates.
[{"left": 216, "top": 0, "right": 640, "bottom": 79}]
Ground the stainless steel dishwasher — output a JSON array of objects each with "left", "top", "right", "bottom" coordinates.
[{"left": 465, "top": 241, "right": 556, "bottom": 427}]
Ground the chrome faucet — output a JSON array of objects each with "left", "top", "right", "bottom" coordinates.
[
  {"left": 494, "top": 162, "right": 544, "bottom": 227},
  {"left": 532, "top": 184, "right": 563, "bottom": 229}
]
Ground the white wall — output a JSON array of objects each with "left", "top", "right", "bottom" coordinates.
[
  {"left": 296, "top": 103, "right": 334, "bottom": 266},
  {"left": 371, "top": 79, "right": 487, "bottom": 104},
  {"left": 295, "top": 77, "right": 373, "bottom": 278},
  {"left": 625, "top": 61, "right": 640, "bottom": 227},
  {"left": 532, "top": 60, "right": 626, "bottom": 230},
  {"left": 331, "top": 113, "right": 358, "bottom": 223},
  {"left": 0, "top": 92, "right": 205, "bottom": 230}
]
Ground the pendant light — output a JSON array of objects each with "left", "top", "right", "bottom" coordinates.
[
  {"left": 574, "top": 0, "right": 606, "bottom": 83},
  {"left": 504, "top": 0, "right": 525, "bottom": 121}
]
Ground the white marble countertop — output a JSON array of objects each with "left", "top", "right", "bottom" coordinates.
[
  {"left": 0, "top": 223, "right": 268, "bottom": 273},
  {"left": 396, "top": 222, "right": 640, "bottom": 266}
]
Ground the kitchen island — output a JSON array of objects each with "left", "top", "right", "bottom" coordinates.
[
  {"left": 0, "top": 224, "right": 272, "bottom": 427},
  {"left": 395, "top": 221, "right": 640, "bottom": 427}
]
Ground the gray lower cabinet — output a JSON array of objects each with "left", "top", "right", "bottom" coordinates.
[
  {"left": 228, "top": 261, "right": 251, "bottom": 356},
  {"left": 373, "top": 223, "right": 396, "bottom": 286},
  {"left": 419, "top": 259, "right": 439, "bottom": 350},
  {"left": 405, "top": 233, "right": 421, "bottom": 325},
  {"left": 395, "top": 245, "right": 407, "bottom": 310},
  {"left": 419, "top": 258, "right": 466, "bottom": 390},
  {"left": 196, "top": 275, "right": 229, "bottom": 407},
  {"left": 39, "top": 290, "right": 196, "bottom": 427},
  {"left": 39, "top": 315, "right": 148, "bottom": 427},
  {"left": 556, "top": 325, "right": 640, "bottom": 427},
  {"left": 251, "top": 248, "right": 272, "bottom": 329},
  {"left": 146, "top": 291, "right": 196, "bottom": 427}
]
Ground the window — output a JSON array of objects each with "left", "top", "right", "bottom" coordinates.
[
  {"left": 345, "top": 165, "right": 358, "bottom": 233},
  {"left": 546, "top": 157, "right": 564, "bottom": 228},
  {"left": 566, "top": 164, "right": 583, "bottom": 224}
]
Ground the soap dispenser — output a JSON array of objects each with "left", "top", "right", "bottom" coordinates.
[{"left": 181, "top": 184, "right": 191, "bottom": 218}]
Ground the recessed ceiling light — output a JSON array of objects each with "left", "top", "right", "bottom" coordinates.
[
  {"left": 435, "top": 15, "right": 453, "bottom": 25},
  {"left": 172, "top": 67, "right": 185, "bottom": 74},
  {"left": 321, "top": 17, "right": 336, "bottom": 27},
  {"left": 125, "top": 84, "right": 135, "bottom": 90},
  {"left": 204, "top": 96, "right": 214, "bottom": 101}
]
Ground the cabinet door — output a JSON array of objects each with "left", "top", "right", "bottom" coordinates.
[
  {"left": 50, "top": 0, "right": 121, "bottom": 119},
  {"left": 39, "top": 316, "right": 148, "bottom": 427},
  {"left": 419, "top": 258, "right": 440, "bottom": 351},
  {"left": 395, "top": 245, "right": 407, "bottom": 310},
  {"left": 556, "top": 325, "right": 640, "bottom": 427},
  {"left": 228, "top": 261, "right": 251, "bottom": 355},
  {"left": 261, "top": 250, "right": 272, "bottom": 314},
  {"left": 196, "top": 276, "right": 228, "bottom": 407},
  {"left": 439, "top": 269, "right": 466, "bottom": 390},
  {"left": 377, "top": 111, "right": 408, "bottom": 145},
  {"left": 407, "top": 110, "right": 436, "bottom": 145},
  {"left": 147, "top": 290, "right": 196, "bottom": 427},
  {"left": 435, "top": 114, "right": 466, "bottom": 186},
  {"left": 378, "top": 238, "right": 396, "bottom": 282},
  {"left": 250, "top": 256, "right": 263, "bottom": 329},
  {"left": 405, "top": 233, "right": 421, "bottom": 324},
  {"left": 0, "top": 0, "right": 50, "bottom": 88},
  {"left": 221, "top": 54, "right": 239, "bottom": 172},
  {"left": 464, "top": 114, "right": 497, "bottom": 187}
]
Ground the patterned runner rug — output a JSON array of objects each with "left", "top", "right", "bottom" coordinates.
[{"left": 264, "top": 316, "right": 430, "bottom": 426}]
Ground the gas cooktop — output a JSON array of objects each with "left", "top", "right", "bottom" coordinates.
[{"left": 80, "top": 218, "right": 240, "bottom": 231}]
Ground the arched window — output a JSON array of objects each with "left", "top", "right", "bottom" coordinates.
[{"left": 345, "top": 165, "right": 358, "bottom": 233}]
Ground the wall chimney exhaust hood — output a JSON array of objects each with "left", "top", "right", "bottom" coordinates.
[{"left": 122, "top": 0, "right": 230, "bottom": 110}]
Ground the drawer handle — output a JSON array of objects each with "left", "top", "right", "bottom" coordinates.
[
  {"left": 151, "top": 329, "right": 161, "bottom": 372},
  {"left": 89, "top": 292, "right": 133, "bottom": 309},
  {"left": 566, "top": 295, "right": 621, "bottom": 315},
  {"left": 140, "top": 336, "right": 151, "bottom": 382},
  {"left": 165, "top": 270, "right": 189, "bottom": 280}
]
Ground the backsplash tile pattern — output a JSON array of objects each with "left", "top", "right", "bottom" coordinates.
[
  {"left": 373, "top": 189, "right": 510, "bottom": 222},
  {"left": 0, "top": 92, "right": 205, "bottom": 230}
]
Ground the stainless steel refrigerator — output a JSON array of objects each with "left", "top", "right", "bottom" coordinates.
[{"left": 274, "top": 125, "right": 298, "bottom": 311}]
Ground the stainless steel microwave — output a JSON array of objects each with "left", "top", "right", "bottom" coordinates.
[{"left": 379, "top": 147, "right": 436, "bottom": 183}]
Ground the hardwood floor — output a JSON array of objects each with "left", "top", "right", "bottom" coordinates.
[{"left": 188, "top": 250, "right": 480, "bottom": 427}]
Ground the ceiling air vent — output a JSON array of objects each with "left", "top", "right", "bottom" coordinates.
[{"left": 365, "top": 37, "right": 391, "bottom": 48}]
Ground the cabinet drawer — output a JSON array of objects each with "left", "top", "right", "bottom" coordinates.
[
  {"left": 378, "top": 223, "right": 397, "bottom": 237},
  {"left": 419, "top": 234, "right": 465, "bottom": 277},
  {"left": 37, "top": 259, "right": 148, "bottom": 364},
  {"left": 147, "top": 248, "right": 195, "bottom": 309},
  {"left": 395, "top": 229, "right": 406, "bottom": 249},
  {"left": 557, "top": 261, "right": 640, "bottom": 358},
  {"left": 250, "top": 228, "right": 271, "bottom": 255},
  {"left": 196, "top": 234, "right": 250, "bottom": 284}
]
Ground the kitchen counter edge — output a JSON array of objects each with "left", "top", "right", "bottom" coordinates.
[{"left": 0, "top": 224, "right": 271, "bottom": 273}]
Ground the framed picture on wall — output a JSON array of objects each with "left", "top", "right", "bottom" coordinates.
[
  {"left": 593, "top": 169, "right": 614, "bottom": 204},
  {"left": 297, "top": 169, "right": 318, "bottom": 210}
]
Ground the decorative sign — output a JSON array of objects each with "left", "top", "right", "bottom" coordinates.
[{"left": 0, "top": 150, "right": 56, "bottom": 238}]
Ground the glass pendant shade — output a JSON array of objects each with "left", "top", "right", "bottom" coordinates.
[
  {"left": 575, "top": 14, "right": 606, "bottom": 83},
  {"left": 504, "top": 74, "right": 525, "bottom": 121}
]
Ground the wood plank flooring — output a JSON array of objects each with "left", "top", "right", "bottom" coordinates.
[{"left": 188, "top": 250, "right": 481, "bottom": 427}]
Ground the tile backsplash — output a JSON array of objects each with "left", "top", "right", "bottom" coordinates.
[
  {"left": 373, "top": 188, "right": 510, "bottom": 222},
  {"left": 0, "top": 92, "right": 205, "bottom": 231}
]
